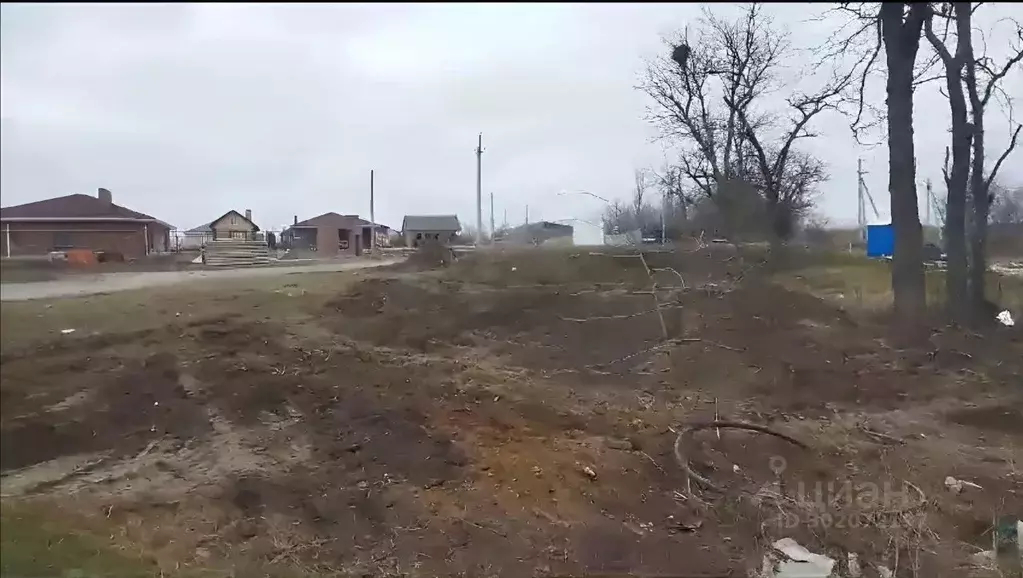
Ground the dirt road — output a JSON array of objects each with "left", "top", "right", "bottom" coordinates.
[{"left": 0, "top": 259, "right": 403, "bottom": 302}]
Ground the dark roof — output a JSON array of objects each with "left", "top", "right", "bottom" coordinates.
[
  {"left": 210, "top": 209, "right": 260, "bottom": 232},
  {"left": 511, "top": 221, "right": 573, "bottom": 233},
  {"left": 186, "top": 223, "right": 212, "bottom": 233},
  {"left": 292, "top": 212, "right": 362, "bottom": 228},
  {"left": 1, "top": 193, "right": 161, "bottom": 221},
  {"left": 402, "top": 215, "right": 461, "bottom": 232}
]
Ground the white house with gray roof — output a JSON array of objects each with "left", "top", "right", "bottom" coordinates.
[{"left": 401, "top": 214, "right": 461, "bottom": 247}]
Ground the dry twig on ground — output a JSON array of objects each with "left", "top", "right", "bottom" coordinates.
[{"left": 673, "top": 420, "right": 809, "bottom": 494}]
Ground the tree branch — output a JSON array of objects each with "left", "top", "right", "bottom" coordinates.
[{"left": 984, "top": 123, "right": 1021, "bottom": 191}]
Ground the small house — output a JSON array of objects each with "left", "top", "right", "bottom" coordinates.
[
  {"left": 284, "top": 212, "right": 376, "bottom": 256},
  {"left": 402, "top": 215, "right": 461, "bottom": 247},
  {"left": 210, "top": 210, "right": 259, "bottom": 241}
]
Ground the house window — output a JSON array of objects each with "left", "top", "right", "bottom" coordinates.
[
  {"left": 53, "top": 231, "right": 74, "bottom": 249},
  {"left": 416, "top": 233, "right": 422, "bottom": 240}
]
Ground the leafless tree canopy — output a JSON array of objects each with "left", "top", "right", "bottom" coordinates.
[
  {"left": 990, "top": 182, "right": 1023, "bottom": 225},
  {"left": 640, "top": 4, "right": 843, "bottom": 240}
]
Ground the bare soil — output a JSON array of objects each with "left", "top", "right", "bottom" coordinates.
[{"left": 2, "top": 247, "right": 1021, "bottom": 577}]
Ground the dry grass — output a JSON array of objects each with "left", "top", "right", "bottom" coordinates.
[
  {"left": 777, "top": 253, "right": 1023, "bottom": 314},
  {"left": 0, "top": 270, "right": 365, "bottom": 349}
]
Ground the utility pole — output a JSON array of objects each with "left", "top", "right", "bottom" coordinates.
[
  {"left": 475, "top": 133, "right": 484, "bottom": 246},
  {"left": 374, "top": 166, "right": 378, "bottom": 247},
  {"left": 489, "top": 192, "right": 495, "bottom": 244},
  {"left": 503, "top": 209, "right": 507, "bottom": 229},
  {"left": 857, "top": 158, "right": 866, "bottom": 241},
  {"left": 525, "top": 205, "right": 529, "bottom": 225},
  {"left": 660, "top": 192, "right": 666, "bottom": 245},
  {"left": 856, "top": 158, "right": 880, "bottom": 242}
]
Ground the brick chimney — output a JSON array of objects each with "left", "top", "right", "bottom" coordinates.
[
  {"left": 245, "top": 209, "right": 252, "bottom": 222},
  {"left": 97, "top": 188, "right": 112, "bottom": 205}
]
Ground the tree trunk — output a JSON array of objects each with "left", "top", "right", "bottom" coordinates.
[
  {"left": 967, "top": 101, "right": 989, "bottom": 319},
  {"left": 924, "top": 3, "right": 971, "bottom": 323},
  {"left": 881, "top": 4, "right": 928, "bottom": 322}
]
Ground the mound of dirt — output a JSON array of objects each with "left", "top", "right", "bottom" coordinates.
[{"left": 405, "top": 242, "right": 457, "bottom": 270}]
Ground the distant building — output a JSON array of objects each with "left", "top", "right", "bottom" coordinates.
[
  {"left": 284, "top": 212, "right": 377, "bottom": 256},
  {"left": 1, "top": 188, "right": 172, "bottom": 258},
  {"left": 179, "top": 209, "right": 259, "bottom": 250},
  {"left": 500, "top": 221, "right": 574, "bottom": 246},
  {"left": 210, "top": 209, "right": 259, "bottom": 241},
  {"left": 401, "top": 215, "right": 461, "bottom": 247}
]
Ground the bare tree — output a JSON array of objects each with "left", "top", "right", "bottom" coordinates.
[
  {"left": 640, "top": 4, "right": 840, "bottom": 241},
  {"left": 925, "top": 2, "right": 972, "bottom": 320},
  {"left": 821, "top": 3, "right": 931, "bottom": 322},
  {"left": 632, "top": 169, "right": 648, "bottom": 217},
  {"left": 881, "top": 3, "right": 932, "bottom": 321},
  {"left": 652, "top": 162, "right": 694, "bottom": 223},
  {"left": 963, "top": 15, "right": 1022, "bottom": 313}
]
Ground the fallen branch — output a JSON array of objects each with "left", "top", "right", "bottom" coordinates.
[
  {"left": 673, "top": 420, "right": 809, "bottom": 494},
  {"left": 652, "top": 267, "right": 688, "bottom": 289},
  {"left": 585, "top": 337, "right": 702, "bottom": 368},
  {"left": 560, "top": 305, "right": 684, "bottom": 323}
]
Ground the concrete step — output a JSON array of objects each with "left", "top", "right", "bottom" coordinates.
[{"left": 205, "top": 259, "right": 272, "bottom": 267}]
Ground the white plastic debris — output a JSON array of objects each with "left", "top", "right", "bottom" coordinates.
[
  {"left": 996, "top": 310, "right": 1014, "bottom": 326},
  {"left": 60, "top": 329, "right": 76, "bottom": 335},
  {"left": 847, "top": 553, "right": 861, "bottom": 577},
  {"left": 762, "top": 538, "right": 836, "bottom": 578},
  {"left": 945, "top": 476, "right": 963, "bottom": 494},
  {"left": 511, "top": 267, "right": 517, "bottom": 272},
  {"left": 945, "top": 476, "right": 982, "bottom": 494}
]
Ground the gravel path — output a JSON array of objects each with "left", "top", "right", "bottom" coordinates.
[{"left": 0, "top": 259, "right": 403, "bottom": 302}]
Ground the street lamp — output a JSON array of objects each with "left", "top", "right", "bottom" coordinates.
[
  {"left": 557, "top": 189, "right": 612, "bottom": 205},
  {"left": 557, "top": 190, "right": 613, "bottom": 241}
]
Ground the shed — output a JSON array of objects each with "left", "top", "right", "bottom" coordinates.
[{"left": 866, "top": 224, "right": 894, "bottom": 258}]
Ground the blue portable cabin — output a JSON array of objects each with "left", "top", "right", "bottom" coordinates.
[{"left": 866, "top": 223, "right": 894, "bottom": 258}]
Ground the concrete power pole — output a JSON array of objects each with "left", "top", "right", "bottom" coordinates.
[
  {"left": 857, "top": 158, "right": 866, "bottom": 241},
  {"left": 374, "top": 166, "right": 378, "bottom": 247},
  {"left": 925, "top": 178, "right": 930, "bottom": 227},
  {"left": 475, "top": 133, "right": 484, "bottom": 246},
  {"left": 490, "top": 192, "right": 495, "bottom": 244}
]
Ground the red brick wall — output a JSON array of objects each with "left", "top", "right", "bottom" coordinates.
[{"left": 1, "top": 221, "right": 152, "bottom": 258}]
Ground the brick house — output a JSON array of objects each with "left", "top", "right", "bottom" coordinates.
[
  {"left": 1, "top": 188, "right": 172, "bottom": 259},
  {"left": 284, "top": 212, "right": 376, "bottom": 256}
]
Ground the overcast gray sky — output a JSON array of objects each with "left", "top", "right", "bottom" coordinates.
[{"left": 2, "top": 3, "right": 1020, "bottom": 232}]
